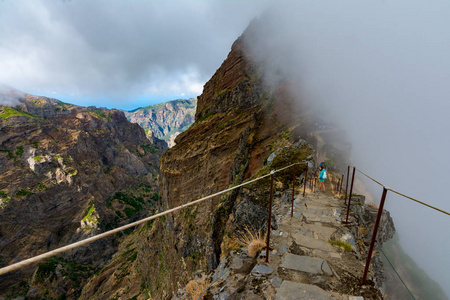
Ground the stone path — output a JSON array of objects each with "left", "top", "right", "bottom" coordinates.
[{"left": 207, "top": 190, "right": 382, "bottom": 299}]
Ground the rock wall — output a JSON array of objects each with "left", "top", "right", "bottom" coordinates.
[{"left": 0, "top": 95, "right": 167, "bottom": 298}]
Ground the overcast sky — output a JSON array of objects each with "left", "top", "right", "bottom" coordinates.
[
  {"left": 244, "top": 1, "right": 450, "bottom": 296},
  {"left": 1, "top": 0, "right": 449, "bottom": 297},
  {"left": 0, "top": 0, "right": 269, "bottom": 110}
]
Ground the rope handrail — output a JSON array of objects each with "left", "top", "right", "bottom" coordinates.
[
  {"left": 0, "top": 162, "right": 305, "bottom": 276},
  {"left": 386, "top": 188, "right": 450, "bottom": 216},
  {"left": 355, "top": 167, "right": 384, "bottom": 187},
  {"left": 354, "top": 167, "right": 449, "bottom": 216},
  {"left": 381, "top": 248, "right": 417, "bottom": 300}
]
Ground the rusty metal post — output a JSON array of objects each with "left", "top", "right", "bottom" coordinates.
[
  {"left": 291, "top": 164, "right": 296, "bottom": 218},
  {"left": 344, "top": 166, "right": 350, "bottom": 204},
  {"left": 340, "top": 173, "right": 344, "bottom": 194},
  {"left": 314, "top": 177, "right": 317, "bottom": 192},
  {"left": 303, "top": 164, "right": 308, "bottom": 197},
  {"left": 345, "top": 167, "right": 356, "bottom": 224},
  {"left": 265, "top": 172, "right": 274, "bottom": 263},
  {"left": 361, "top": 187, "right": 388, "bottom": 285}
]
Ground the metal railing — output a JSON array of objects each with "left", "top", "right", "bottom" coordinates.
[{"left": 342, "top": 165, "right": 449, "bottom": 285}]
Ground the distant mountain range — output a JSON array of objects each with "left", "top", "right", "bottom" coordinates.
[{"left": 124, "top": 98, "right": 197, "bottom": 147}]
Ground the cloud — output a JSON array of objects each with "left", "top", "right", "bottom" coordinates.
[
  {"left": 0, "top": 85, "right": 24, "bottom": 106},
  {"left": 244, "top": 0, "right": 450, "bottom": 296},
  {"left": 0, "top": 0, "right": 269, "bottom": 107}
]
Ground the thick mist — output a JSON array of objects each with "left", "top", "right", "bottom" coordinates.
[{"left": 246, "top": 1, "right": 450, "bottom": 295}]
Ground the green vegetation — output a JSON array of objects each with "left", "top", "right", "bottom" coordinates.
[
  {"left": 107, "top": 192, "right": 145, "bottom": 218},
  {"left": 69, "top": 169, "right": 78, "bottom": 175},
  {"left": 16, "top": 189, "right": 32, "bottom": 197},
  {"left": 33, "top": 155, "right": 42, "bottom": 161},
  {"left": 0, "top": 107, "right": 36, "bottom": 119},
  {"left": 32, "top": 141, "right": 39, "bottom": 148},
  {"left": 215, "top": 89, "right": 229, "bottom": 97},
  {"left": 81, "top": 202, "right": 98, "bottom": 228},
  {"left": 329, "top": 240, "right": 353, "bottom": 252},
  {"left": 140, "top": 144, "right": 158, "bottom": 155},
  {"left": 88, "top": 109, "right": 112, "bottom": 121},
  {"left": 34, "top": 255, "right": 95, "bottom": 293},
  {"left": 0, "top": 149, "right": 16, "bottom": 160},
  {"left": 36, "top": 182, "right": 48, "bottom": 192},
  {"left": 196, "top": 112, "right": 214, "bottom": 123},
  {"left": 0, "top": 191, "right": 11, "bottom": 208},
  {"left": 15, "top": 146, "right": 24, "bottom": 158}
]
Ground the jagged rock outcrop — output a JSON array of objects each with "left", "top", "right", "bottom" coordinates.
[
  {"left": 0, "top": 93, "right": 167, "bottom": 298},
  {"left": 125, "top": 98, "right": 197, "bottom": 147},
  {"left": 79, "top": 19, "right": 316, "bottom": 298}
]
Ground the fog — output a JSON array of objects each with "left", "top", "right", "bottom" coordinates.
[
  {"left": 1, "top": 0, "right": 449, "bottom": 296},
  {"left": 245, "top": 1, "right": 450, "bottom": 296}
]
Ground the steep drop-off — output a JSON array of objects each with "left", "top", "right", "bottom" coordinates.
[
  {"left": 125, "top": 98, "right": 197, "bottom": 147},
  {"left": 0, "top": 92, "right": 167, "bottom": 298},
  {"left": 80, "top": 20, "right": 321, "bottom": 298}
]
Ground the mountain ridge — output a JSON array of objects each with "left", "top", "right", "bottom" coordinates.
[
  {"left": 0, "top": 91, "right": 167, "bottom": 298},
  {"left": 124, "top": 98, "right": 197, "bottom": 147}
]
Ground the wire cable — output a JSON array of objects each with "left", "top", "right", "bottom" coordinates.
[
  {"left": 381, "top": 248, "right": 417, "bottom": 300},
  {"left": 355, "top": 167, "right": 384, "bottom": 187},
  {"left": 386, "top": 188, "right": 450, "bottom": 216},
  {"left": 355, "top": 167, "right": 449, "bottom": 216},
  {"left": 0, "top": 162, "right": 305, "bottom": 276}
]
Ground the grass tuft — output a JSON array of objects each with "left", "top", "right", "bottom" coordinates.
[
  {"left": 235, "top": 226, "right": 266, "bottom": 257},
  {"left": 329, "top": 240, "right": 353, "bottom": 252},
  {"left": 185, "top": 276, "right": 210, "bottom": 300}
]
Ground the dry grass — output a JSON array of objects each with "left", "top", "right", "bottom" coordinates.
[
  {"left": 185, "top": 276, "right": 210, "bottom": 300},
  {"left": 220, "top": 234, "right": 242, "bottom": 260},
  {"left": 367, "top": 202, "right": 379, "bottom": 210},
  {"left": 235, "top": 226, "right": 267, "bottom": 257}
]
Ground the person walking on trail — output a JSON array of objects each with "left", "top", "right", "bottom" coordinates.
[{"left": 318, "top": 166, "right": 327, "bottom": 191}]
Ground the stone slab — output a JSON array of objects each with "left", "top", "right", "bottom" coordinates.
[
  {"left": 303, "top": 212, "right": 338, "bottom": 224},
  {"left": 275, "top": 280, "right": 331, "bottom": 300},
  {"left": 279, "top": 253, "right": 332, "bottom": 276},
  {"left": 291, "top": 232, "right": 336, "bottom": 252},
  {"left": 272, "top": 276, "right": 283, "bottom": 288},
  {"left": 251, "top": 264, "right": 274, "bottom": 277}
]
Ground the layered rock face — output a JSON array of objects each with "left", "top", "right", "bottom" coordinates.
[
  {"left": 0, "top": 93, "right": 166, "bottom": 298},
  {"left": 151, "top": 29, "right": 313, "bottom": 297},
  {"left": 125, "top": 98, "right": 197, "bottom": 147},
  {"left": 79, "top": 21, "right": 316, "bottom": 298}
]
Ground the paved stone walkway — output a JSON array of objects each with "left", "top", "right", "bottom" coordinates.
[{"left": 207, "top": 191, "right": 382, "bottom": 299}]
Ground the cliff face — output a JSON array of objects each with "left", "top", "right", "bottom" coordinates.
[
  {"left": 125, "top": 98, "right": 197, "bottom": 147},
  {"left": 0, "top": 93, "right": 167, "bottom": 298},
  {"left": 78, "top": 21, "right": 316, "bottom": 298}
]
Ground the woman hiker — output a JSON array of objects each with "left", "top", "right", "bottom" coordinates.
[{"left": 318, "top": 166, "right": 327, "bottom": 191}]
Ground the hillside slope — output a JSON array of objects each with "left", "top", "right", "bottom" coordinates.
[
  {"left": 79, "top": 18, "right": 328, "bottom": 299},
  {"left": 0, "top": 91, "right": 167, "bottom": 298},
  {"left": 125, "top": 98, "right": 197, "bottom": 147}
]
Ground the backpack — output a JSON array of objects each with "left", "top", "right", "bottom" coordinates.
[{"left": 322, "top": 170, "right": 327, "bottom": 179}]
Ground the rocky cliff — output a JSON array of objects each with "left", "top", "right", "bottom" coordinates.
[
  {"left": 0, "top": 91, "right": 167, "bottom": 298},
  {"left": 125, "top": 98, "right": 197, "bottom": 148},
  {"left": 77, "top": 18, "right": 319, "bottom": 298}
]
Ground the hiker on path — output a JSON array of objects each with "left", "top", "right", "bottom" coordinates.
[{"left": 318, "top": 166, "right": 327, "bottom": 191}]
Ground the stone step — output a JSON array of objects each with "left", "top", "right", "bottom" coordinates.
[
  {"left": 279, "top": 253, "right": 332, "bottom": 276},
  {"left": 291, "top": 232, "right": 337, "bottom": 253},
  {"left": 275, "top": 281, "right": 331, "bottom": 300},
  {"left": 302, "top": 212, "right": 340, "bottom": 224}
]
